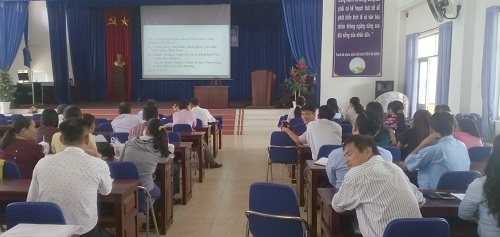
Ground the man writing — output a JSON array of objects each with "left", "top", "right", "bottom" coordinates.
[
  {"left": 28, "top": 118, "right": 113, "bottom": 237},
  {"left": 332, "top": 135, "right": 424, "bottom": 237}
]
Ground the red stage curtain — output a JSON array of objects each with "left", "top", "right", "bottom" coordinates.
[{"left": 105, "top": 8, "right": 132, "bottom": 101}]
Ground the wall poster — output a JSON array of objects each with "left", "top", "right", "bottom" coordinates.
[{"left": 333, "top": 0, "right": 384, "bottom": 77}]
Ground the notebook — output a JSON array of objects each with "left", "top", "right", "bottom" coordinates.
[
  {"left": 451, "top": 193, "right": 465, "bottom": 200},
  {"left": 314, "top": 157, "right": 328, "bottom": 166}
]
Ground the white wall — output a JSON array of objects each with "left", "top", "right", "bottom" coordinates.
[{"left": 321, "top": 0, "right": 402, "bottom": 109}]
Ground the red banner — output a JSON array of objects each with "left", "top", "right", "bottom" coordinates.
[{"left": 105, "top": 8, "right": 132, "bottom": 101}]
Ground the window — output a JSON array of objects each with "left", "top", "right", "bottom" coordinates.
[
  {"left": 417, "top": 33, "right": 439, "bottom": 113},
  {"left": 496, "top": 12, "right": 500, "bottom": 119},
  {"left": 32, "top": 71, "right": 48, "bottom": 82}
]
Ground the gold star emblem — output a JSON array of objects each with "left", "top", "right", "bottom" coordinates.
[{"left": 121, "top": 17, "right": 129, "bottom": 26}]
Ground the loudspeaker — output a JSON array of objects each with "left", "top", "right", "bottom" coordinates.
[{"left": 375, "top": 81, "right": 394, "bottom": 98}]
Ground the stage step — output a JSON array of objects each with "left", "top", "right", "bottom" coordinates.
[{"left": 241, "top": 109, "right": 288, "bottom": 135}]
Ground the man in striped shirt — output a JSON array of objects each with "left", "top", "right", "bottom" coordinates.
[
  {"left": 332, "top": 135, "right": 425, "bottom": 237},
  {"left": 128, "top": 106, "right": 158, "bottom": 139}
]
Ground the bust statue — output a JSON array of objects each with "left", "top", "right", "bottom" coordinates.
[{"left": 114, "top": 54, "right": 126, "bottom": 67}]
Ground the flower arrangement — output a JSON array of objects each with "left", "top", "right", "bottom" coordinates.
[
  {"left": 28, "top": 105, "right": 39, "bottom": 114},
  {"left": 284, "top": 58, "right": 310, "bottom": 101},
  {"left": 0, "top": 70, "right": 16, "bottom": 102}
]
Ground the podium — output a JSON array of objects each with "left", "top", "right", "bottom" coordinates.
[
  {"left": 194, "top": 86, "right": 229, "bottom": 108},
  {"left": 250, "top": 70, "right": 275, "bottom": 107}
]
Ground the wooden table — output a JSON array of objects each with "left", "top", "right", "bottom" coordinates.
[
  {"left": 305, "top": 160, "right": 328, "bottom": 237},
  {"left": 318, "top": 188, "right": 477, "bottom": 237},
  {"left": 0, "top": 179, "right": 139, "bottom": 237},
  {"left": 177, "top": 132, "right": 206, "bottom": 183},
  {"left": 208, "top": 121, "right": 219, "bottom": 158},
  {"left": 155, "top": 159, "right": 173, "bottom": 235},
  {"left": 297, "top": 145, "right": 311, "bottom": 206},
  {"left": 172, "top": 142, "right": 193, "bottom": 205}
]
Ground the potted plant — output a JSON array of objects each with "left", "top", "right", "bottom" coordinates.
[
  {"left": 283, "top": 58, "right": 310, "bottom": 104},
  {"left": 0, "top": 70, "right": 17, "bottom": 114}
]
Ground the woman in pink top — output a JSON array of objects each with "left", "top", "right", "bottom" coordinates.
[{"left": 453, "top": 118, "right": 483, "bottom": 149}]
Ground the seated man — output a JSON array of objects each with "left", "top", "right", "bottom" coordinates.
[
  {"left": 27, "top": 118, "right": 113, "bottom": 237},
  {"left": 404, "top": 112, "right": 470, "bottom": 189},
  {"left": 129, "top": 106, "right": 159, "bottom": 139},
  {"left": 282, "top": 105, "right": 341, "bottom": 160},
  {"left": 326, "top": 111, "right": 393, "bottom": 188},
  {"left": 190, "top": 97, "right": 216, "bottom": 126},
  {"left": 137, "top": 99, "right": 156, "bottom": 121},
  {"left": 111, "top": 102, "right": 142, "bottom": 133},
  {"left": 51, "top": 105, "right": 101, "bottom": 158},
  {"left": 173, "top": 100, "right": 222, "bottom": 168},
  {"left": 332, "top": 135, "right": 424, "bottom": 237}
]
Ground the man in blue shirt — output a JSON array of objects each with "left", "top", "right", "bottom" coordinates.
[
  {"left": 326, "top": 111, "right": 393, "bottom": 187},
  {"left": 405, "top": 112, "right": 470, "bottom": 189}
]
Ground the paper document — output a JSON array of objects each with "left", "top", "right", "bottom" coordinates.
[
  {"left": 314, "top": 157, "right": 328, "bottom": 166},
  {"left": 451, "top": 193, "right": 465, "bottom": 200},
  {"left": 0, "top": 224, "right": 79, "bottom": 237}
]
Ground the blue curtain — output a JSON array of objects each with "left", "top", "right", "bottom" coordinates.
[
  {"left": 67, "top": 7, "right": 107, "bottom": 102},
  {"left": 22, "top": 6, "right": 31, "bottom": 68},
  {"left": 404, "top": 33, "right": 419, "bottom": 117},
  {"left": 481, "top": 7, "right": 499, "bottom": 141},
  {"left": 0, "top": 1, "right": 29, "bottom": 69},
  {"left": 435, "top": 21, "right": 453, "bottom": 105},
  {"left": 47, "top": 1, "right": 70, "bottom": 104},
  {"left": 282, "top": 0, "right": 322, "bottom": 105},
  {"left": 130, "top": 3, "right": 292, "bottom": 101}
]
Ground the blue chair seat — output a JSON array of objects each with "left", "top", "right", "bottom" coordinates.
[{"left": 6, "top": 202, "right": 66, "bottom": 229}]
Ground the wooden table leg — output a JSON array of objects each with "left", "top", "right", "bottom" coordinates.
[
  {"left": 198, "top": 137, "right": 205, "bottom": 183},
  {"left": 181, "top": 148, "right": 192, "bottom": 205}
]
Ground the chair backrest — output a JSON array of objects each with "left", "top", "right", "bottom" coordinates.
[
  {"left": 248, "top": 182, "right": 304, "bottom": 237},
  {"left": 436, "top": 171, "right": 483, "bottom": 191},
  {"left": 158, "top": 114, "right": 165, "bottom": 119},
  {"left": 108, "top": 162, "right": 147, "bottom": 212},
  {"left": 333, "top": 118, "right": 341, "bottom": 124},
  {"left": 3, "top": 160, "right": 21, "bottom": 179},
  {"left": 168, "top": 132, "right": 181, "bottom": 143},
  {"left": 31, "top": 114, "right": 42, "bottom": 121},
  {"left": 161, "top": 118, "right": 172, "bottom": 125},
  {"left": 111, "top": 132, "right": 129, "bottom": 143},
  {"left": 214, "top": 115, "right": 223, "bottom": 130},
  {"left": 196, "top": 119, "right": 203, "bottom": 127},
  {"left": 340, "top": 124, "right": 353, "bottom": 135},
  {"left": 6, "top": 202, "right": 66, "bottom": 229},
  {"left": 0, "top": 114, "right": 5, "bottom": 119},
  {"left": 292, "top": 124, "right": 307, "bottom": 136},
  {"left": 173, "top": 124, "right": 193, "bottom": 132},
  {"left": 381, "top": 146, "right": 401, "bottom": 163},
  {"left": 269, "top": 131, "right": 297, "bottom": 164},
  {"left": 289, "top": 118, "right": 304, "bottom": 128},
  {"left": 94, "top": 118, "right": 109, "bottom": 128},
  {"left": 277, "top": 115, "right": 286, "bottom": 127},
  {"left": 317, "top": 145, "right": 342, "bottom": 160},
  {"left": 382, "top": 218, "right": 449, "bottom": 237},
  {"left": 99, "top": 123, "right": 113, "bottom": 132},
  {"left": 10, "top": 114, "right": 22, "bottom": 121},
  {"left": 0, "top": 118, "right": 8, "bottom": 125},
  {"left": 468, "top": 146, "right": 492, "bottom": 162}
]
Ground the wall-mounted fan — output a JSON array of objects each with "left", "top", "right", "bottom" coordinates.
[{"left": 427, "top": 0, "right": 462, "bottom": 22}]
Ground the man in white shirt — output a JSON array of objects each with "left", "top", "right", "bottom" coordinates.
[
  {"left": 190, "top": 97, "right": 216, "bottom": 126},
  {"left": 111, "top": 102, "right": 142, "bottom": 133},
  {"left": 326, "top": 111, "right": 393, "bottom": 187},
  {"left": 282, "top": 105, "right": 342, "bottom": 160},
  {"left": 27, "top": 118, "right": 113, "bottom": 237},
  {"left": 332, "top": 135, "right": 424, "bottom": 237}
]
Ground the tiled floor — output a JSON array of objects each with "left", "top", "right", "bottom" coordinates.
[{"left": 138, "top": 134, "right": 293, "bottom": 237}]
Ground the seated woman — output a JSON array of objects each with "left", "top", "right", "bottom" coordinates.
[
  {"left": 287, "top": 96, "right": 305, "bottom": 122},
  {"left": 385, "top": 100, "right": 410, "bottom": 137},
  {"left": 365, "top": 101, "right": 395, "bottom": 146},
  {"left": 326, "top": 98, "right": 342, "bottom": 120},
  {"left": 119, "top": 118, "right": 176, "bottom": 210},
  {"left": 398, "top": 110, "right": 432, "bottom": 160},
  {"left": 35, "top": 109, "right": 59, "bottom": 149},
  {"left": 344, "top": 97, "right": 364, "bottom": 125},
  {"left": 0, "top": 116, "right": 44, "bottom": 178},
  {"left": 453, "top": 118, "right": 483, "bottom": 149},
  {"left": 459, "top": 134, "right": 500, "bottom": 237}
]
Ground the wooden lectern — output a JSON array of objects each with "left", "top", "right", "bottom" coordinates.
[{"left": 251, "top": 70, "right": 275, "bottom": 107}]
